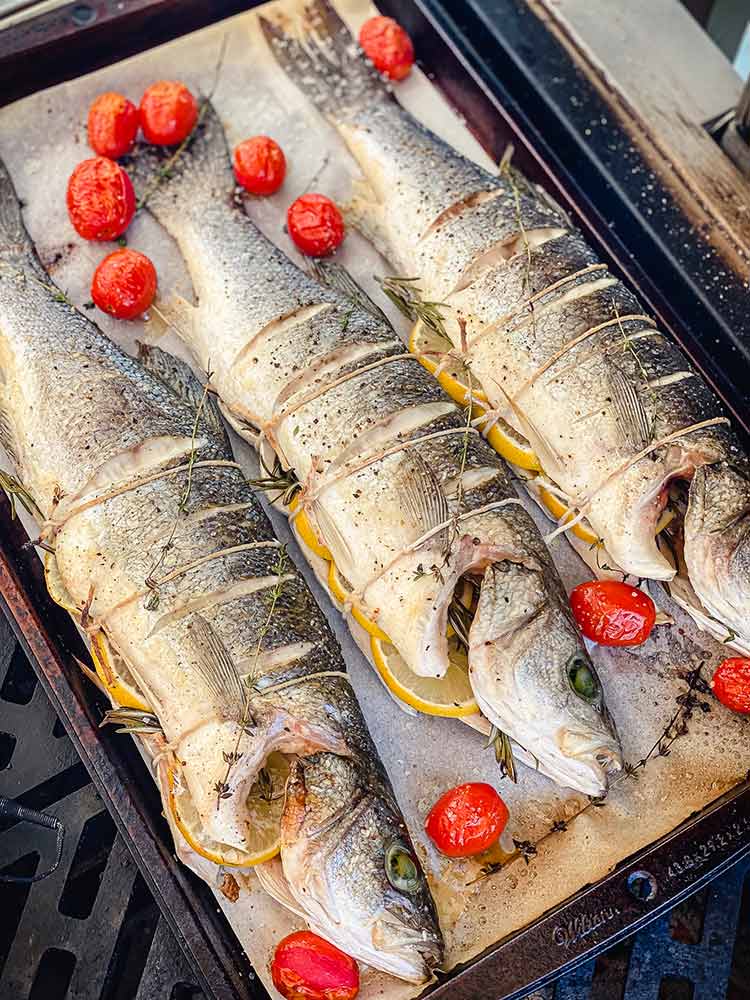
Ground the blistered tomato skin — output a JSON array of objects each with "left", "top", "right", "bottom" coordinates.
[
  {"left": 66, "top": 157, "right": 136, "bottom": 241},
  {"left": 570, "top": 580, "right": 656, "bottom": 647},
  {"left": 711, "top": 658, "right": 750, "bottom": 714},
  {"left": 359, "top": 15, "right": 415, "bottom": 81},
  {"left": 87, "top": 92, "right": 140, "bottom": 159},
  {"left": 271, "top": 931, "right": 359, "bottom": 1000},
  {"left": 234, "top": 136, "right": 286, "bottom": 196},
  {"left": 139, "top": 81, "right": 198, "bottom": 146},
  {"left": 91, "top": 249, "right": 157, "bottom": 320},
  {"left": 287, "top": 193, "right": 344, "bottom": 257},
  {"left": 425, "top": 782, "right": 509, "bottom": 858}
]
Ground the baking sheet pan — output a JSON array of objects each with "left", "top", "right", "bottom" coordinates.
[{"left": 1, "top": 2, "right": 749, "bottom": 999}]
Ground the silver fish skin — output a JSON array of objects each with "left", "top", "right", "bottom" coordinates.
[
  {"left": 0, "top": 158, "right": 442, "bottom": 983},
  {"left": 128, "top": 101, "right": 621, "bottom": 797},
  {"left": 261, "top": 0, "right": 750, "bottom": 648}
]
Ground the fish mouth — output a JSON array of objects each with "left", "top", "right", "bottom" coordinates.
[{"left": 370, "top": 917, "right": 443, "bottom": 983}]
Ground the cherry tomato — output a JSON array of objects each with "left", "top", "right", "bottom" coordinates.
[
  {"left": 91, "top": 248, "right": 157, "bottom": 320},
  {"left": 271, "top": 931, "right": 359, "bottom": 1000},
  {"left": 711, "top": 658, "right": 750, "bottom": 714},
  {"left": 425, "top": 782, "right": 509, "bottom": 858},
  {"left": 287, "top": 193, "right": 344, "bottom": 257},
  {"left": 66, "top": 157, "right": 135, "bottom": 241},
  {"left": 570, "top": 580, "right": 655, "bottom": 647},
  {"left": 87, "top": 91, "right": 140, "bottom": 159},
  {"left": 233, "top": 136, "right": 286, "bottom": 196},
  {"left": 359, "top": 15, "right": 415, "bottom": 81},
  {"left": 139, "top": 80, "right": 198, "bottom": 146}
]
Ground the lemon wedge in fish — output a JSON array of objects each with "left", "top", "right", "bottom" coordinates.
[
  {"left": 327, "top": 562, "right": 391, "bottom": 642},
  {"left": 370, "top": 635, "right": 478, "bottom": 717},
  {"left": 168, "top": 751, "right": 290, "bottom": 867},
  {"left": 409, "top": 319, "right": 542, "bottom": 472},
  {"left": 288, "top": 494, "right": 332, "bottom": 561},
  {"left": 44, "top": 552, "right": 151, "bottom": 712}
]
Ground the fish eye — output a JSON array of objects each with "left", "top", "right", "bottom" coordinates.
[
  {"left": 385, "top": 841, "right": 421, "bottom": 894},
  {"left": 567, "top": 652, "right": 600, "bottom": 702}
]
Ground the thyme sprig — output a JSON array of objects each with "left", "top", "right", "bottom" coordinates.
[
  {"left": 248, "top": 454, "right": 300, "bottom": 507},
  {"left": 214, "top": 545, "right": 288, "bottom": 809},
  {"left": 136, "top": 99, "right": 209, "bottom": 212},
  {"left": 375, "top": 275, "right": 448, "bottom": 338}
]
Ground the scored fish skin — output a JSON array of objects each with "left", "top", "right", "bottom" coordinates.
[
  {"left": 261, "top": 0, "right": 750, "bottom": 648},
  {"left": 128, "top": 99, "right": 622, "bottom": 797},
  {"left": 0, "top": 159, "right": 442, "bottom": 982}
]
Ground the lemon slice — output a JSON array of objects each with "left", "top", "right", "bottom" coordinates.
[
  {"left": 327, "top": 563, "right": 390, "bottom": 642},
  {"left": 370, "top": 635, "right": 478, "bottom": 717},
  {"left": 89, "top": 632, "right": 151, "bottom": 712},
  {"left": 44, "top": 550, "right": 79, "bottom": 615},
  {"left": 288, "top": 495, "right": 332, "bottom": 561},
  {"left": 168, "top": 751, "right": 290, "bottom": 867},
  {"left": 409, "top": 319, "right": 541, "bottom": 471},
  {"left": 536, "top": 484, "right": 600, "bottom": 546}
]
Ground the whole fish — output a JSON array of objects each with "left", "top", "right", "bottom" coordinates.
[
  {"left": 262, "top": 0, "right": 750, "bottom": 650},
  {"left": 0, "top": 157, "right": 442, "bottom": 982},
  {"left": 128, "top": 100, "right": 622, "bottom": 797}
]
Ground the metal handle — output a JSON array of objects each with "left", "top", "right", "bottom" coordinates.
[{"left": 0, "top": 796, "right": 65, "bottom": 883}]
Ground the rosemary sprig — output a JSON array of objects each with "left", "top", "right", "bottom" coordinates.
[
  {"left": 214, "top": 546, "right": 288, "bottom": 809},
  {"left": 100, "top": 707, "right": 162, "bottom": 735},
  {"left": 375, "top": 275, "right": 448, "bottom": 338},
  {"left": 500, "top": 150, "right": 533, "bottom": 294},
  {"left": 484, "top": 723, "right": 517, "bottom": 783},
  {"left": 311, "top": 259, "right": 392, "bottom": 328},
  {"left": 247, "top": 454, "right": 300, "bottom": 507},
  {"left": 0, "top": 470, "right": 42, "bottom": 520}
]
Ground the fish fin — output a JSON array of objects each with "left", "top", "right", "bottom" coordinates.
[
  {"left": 187, "top": 615, "right": 247, "bottom": 721},
  {"left": 309, "top": 498, "right": 354, "bottom": 570},
  {"left": 144, "top": 291, "right": 198, "bottom": 345},
  {"left": 607, "top": 365, "right": 652, "bottom": 450},
  {"left": 0, "top": 156, "right": 31, "bottom": 262},
  {"left": 401, "top": 453, "right": 451, "bottom": 548},
  {"left": 343, "top": 190, "right": 393, "bottom": 262},
  {"left": 310, "top": 259, "right": 392, "bottom": 328},
  {"left": 136, "top": 342, "right": 230, "bottom": 450},
  {"left": 255, "top": 856, "right": 309, "bottom": 920},
  {"left": 0, "top": 386, "right": 19, "bottom": 466},
  {"left": 259, "top": 0, "right": 389, "bottom": 121}
]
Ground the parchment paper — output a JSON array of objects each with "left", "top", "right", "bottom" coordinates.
[{"left": 0, "top": 4, "right": 748, "bottom": 999}]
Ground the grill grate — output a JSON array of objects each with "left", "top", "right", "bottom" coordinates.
[{"left": 0, "top": 606, "right": 748, "bottom": 1000}]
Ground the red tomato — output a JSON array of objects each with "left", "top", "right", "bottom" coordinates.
[
  {"left": 271, "top": 931, "right": 359, "bottom": 1000},
  {"left": 233, "top": 136, "right": 286, "bottom": 196},
  {"left": 425, "top": 782, "right": 508, "bottom": 858},
  {"left": 359, "top": 15, "right": 415, "bottom": 81},
  {"left": 287, "top": 193, "right": 344, "bottom": 257},
  {"left": 91, "top": 248, "right": 157, "bottom": 320},
  {"left": 66, "top": 157, "right": 135, "bottom": 241},
  {"left": 139, "top": 80, "right": 198, "bottom": 146},
  {"left": 87, "top": 92, "right": 140, "bottom": 159},
  {"left": 570, "top": 580, "right": 655, "bottom": 647},
  {"left": 711, "top": 658, "right": 750, "bottom": 714}
]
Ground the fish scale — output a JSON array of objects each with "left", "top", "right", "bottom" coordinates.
[
  {"left": 129, "top": 94, "right": 622, "bottom": 799},
  {"left": 0, "top": 155, "right": 443, "bottom": 983},
  {"left": 262, "top": 0, "right": 750, "bottom": 653}
]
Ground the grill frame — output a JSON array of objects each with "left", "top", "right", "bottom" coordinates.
[{"left": 0, "top": 2, "right": 749, "bottom": 999}]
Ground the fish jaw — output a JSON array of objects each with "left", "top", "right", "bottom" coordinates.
[
  {"left": 468, "top": 561, "right": 622, "bottom": 796},
  {"left": 684, "top": 462, "right": 750, "bottom": 645},
  {"left": 279, "top": 755, "right": 443, "bottom": 983}
]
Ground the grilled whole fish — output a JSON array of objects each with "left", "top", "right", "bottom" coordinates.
[
  {"left": 128, "top": 101, "right": 622, "bottom": 797},
  {"left": 262, "top": 0, "right": 750, "bottom": 650},
  {"left": 0, "top": 158, "right": 442, "bottom": 982}
]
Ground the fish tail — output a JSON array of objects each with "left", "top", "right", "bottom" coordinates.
[
  {"left": 0, "top": 155, "right": 32, "bottom": 261},
  {"left": 260, "top": 0, "right": 389, "bottom": 121}
]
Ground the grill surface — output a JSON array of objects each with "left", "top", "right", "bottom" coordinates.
[{"left": 1, "top": 608, "right": 749, "bottom": 1000}]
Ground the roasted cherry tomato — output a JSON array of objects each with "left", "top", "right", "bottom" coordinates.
[
  {"left": 139, "top": 80, "right": 198, "bottom": 146},
  {"left": 91, "top": 248, "right": 157, "bottom": 320},
  {"left": 233, "top": 135, "right": 286, "bottom": 196},
  {"left": 359, "top": 15, "right": 415, "bottom": 81},
  {"left": 66, "top": 157, "right": 135, "bottom": 241},
  {"left": 271, "top": 931, "right": 359, "bottom": 1000},
  {"left": 87, "top": 91, "right": 140, "bottom": 159},
  {"left": 425, "top": 782, "right": 509, "bottom": 858},
  {"left": 570, "top": 579, "right": 656, "bottom": 647},
  {"left": 711, "top": 658, "right": 750, "bottom": 714},
  {"left": 287, "top": 193, "right": 344, "bottom": 257}
]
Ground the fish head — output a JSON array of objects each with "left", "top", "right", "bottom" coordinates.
[
  {"left": 684, "top": 462, "right": 750, "bottom": 643},
  {"left": 468, "top": 560, "right": 622, "bottom": 796},
  {"left": 280, "top": 755, "right": 443, "bottom": 983}
]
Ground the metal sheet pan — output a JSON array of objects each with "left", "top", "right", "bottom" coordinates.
[{"left": 0, "top": 3, "right": 749, "bottom": 999}]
